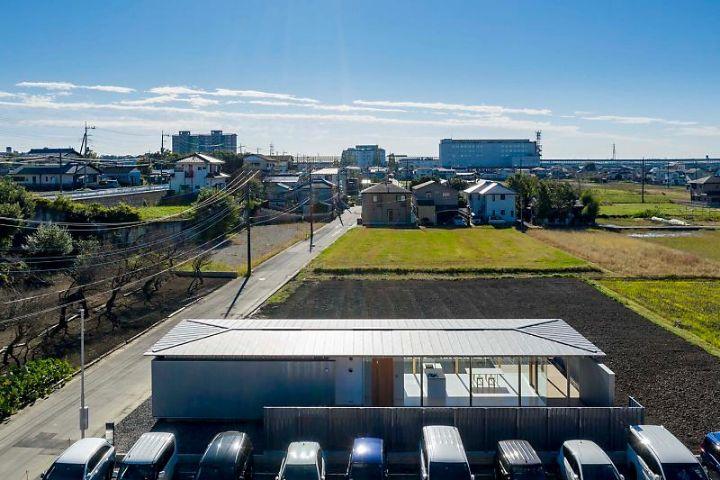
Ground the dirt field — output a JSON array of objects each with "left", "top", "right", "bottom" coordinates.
[{"left": 256, "top": 277, "right": 720, "bottom": 449}]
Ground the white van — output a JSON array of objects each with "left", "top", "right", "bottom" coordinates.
[
  {"left": 117, "top": 432, "right": 178, "bottom": 480},
  {"left": 627, "top": 425, "right": 708, "bottom": 480},
  {"left": 420, "top": 426, "right": 474, "bottom": 480}
]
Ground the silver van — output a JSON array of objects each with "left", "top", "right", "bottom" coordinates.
[
  {"left": 277, "top": 441, "right": 326, "bottom": 480},
  {"left": 117, "top": 432, "right": 178, "bottom": 480},
  {"left": 627, "top": 425, "right": 708, "bottom": 480},
  {"left": 42, "top": 438, "right": 115, "bottom": 480},
  {"left": 557, "top": 440, "right": 622, "bottom": 480},
  {"left": 420, "top": 426, "right": 474, "bottom": 480}
]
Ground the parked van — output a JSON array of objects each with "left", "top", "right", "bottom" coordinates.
[
  {"left": 627, "top": 425, "right": 708, "bottom": 480},
  {"left": 117, "top": 432, "right": 178, "bottom": 480},
  {"left": 42, "top": 438, "right": 115, "bottom": 480},
  {"left": 277, "top": 442, "right": 326, "bottom": 480},
  {"left": 495, "top": 440, "right": 545, "bottom": 480},
  {"left": 346, "top": 437, "right": 387, "bottom": 480},
  {"left": 419, "top": 426, "right": 474, "bottom": 480},
  {"left": 557, "top": 440, "right": 622, "bottom": 480},
  {"left": 196, "top": 431, "right": 253, "bottom": 480}
]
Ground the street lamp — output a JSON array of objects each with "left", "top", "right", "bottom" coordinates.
[{"left": 79, "top": 309, "right": 89, "bottom": 438}]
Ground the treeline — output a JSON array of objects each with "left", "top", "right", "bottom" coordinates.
[{"left": 507, "top": 173, "right": 599, "bottom": 225}]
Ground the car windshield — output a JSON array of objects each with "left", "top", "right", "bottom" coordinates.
[
  {"left": 511, "top": 465, "right": 546, "bottom": 480},
  {"left": 283, "top": 464, "right": 319, "bottom": 480},
  {"left": 45, "top": 463, "right": 85, "bottom": 480},
  {"left": 429, "top": 462, "right": 472, "bottom": 480},
  {"left": 118, "top": 464, "right": 157, "bottom": 480},
  {"left": 581, "top": 464, "right": 621, "bottom": 480},
  {"left": 196, "top": 465, "right": 234, "bottom": 480},
  {"left": 351, "top": 463, "right": 383, "bottom": 480},
  {"left": 663, "top": 464, "right": 708, "bottom": 480}
]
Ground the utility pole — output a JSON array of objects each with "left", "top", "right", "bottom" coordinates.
[
  {"left": 80, "top": 123, "right": 95, "bottom": 188},
  {"left": 309, "top": 159, "right": 314, "bottom": 250},
  {"left": 58, "top": 152, "right": 63, "bottom": 194},
  {"left": 641, "top": 157, "right": 646, "bottom": 204},
  {"left": 245, "top": 185, "right": 252, "bottom": 277},
  {"left": 79, "top": 308, "right": 88, "bottom": 439}
]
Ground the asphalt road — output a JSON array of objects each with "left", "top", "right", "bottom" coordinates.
[{"left": 0, "top": 208, "right": 358, "bottom": 480}]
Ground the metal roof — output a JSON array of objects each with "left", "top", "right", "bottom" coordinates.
[
  {"left": 56, "top": 438, "right": 109, "bottom": 465},
  {"left": 422, "top": 426, "right": 469, "bottom": 464},
  {"left": 147, "top": 319, "right": 604, "bottom": 358},
  {"left": 497, "top": 440, "right": 542, "bottom": 466},
  {"left": 361, "top": 181, "right": 409, "bottom": 194},
  {"left": 562, "top": 440, "right": 613, "bottom": 466},
  {"left": 123, "top": 432, "right": 175, "bottom": 464},
  {"left": 629, "top": 425, "right": 697, "bottom": 464}
]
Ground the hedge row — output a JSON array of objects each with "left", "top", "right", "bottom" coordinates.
[
  {"left": 0, "top": 358, "right": 74, "bottom": 419},
  {"left": 36, "top": 196, "right": 140, "bottom": 223}
]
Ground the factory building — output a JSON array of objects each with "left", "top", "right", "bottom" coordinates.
[
  {"left": 172, "top": 130, "right": 237, "bottom": 154},
  {"left": 439, "top": 139, "right": 540, "bottom": 169}
]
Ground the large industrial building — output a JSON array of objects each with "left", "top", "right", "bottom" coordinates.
[
  {"left": 147, "top": 318, "right": 614, "bottom": 420},
  {"left": 172, "top": 130, "right": 237, "bottom": 154},
  {"left": 341, "top": 145, "right": 386, "bottom": 170},
  {"left": 439, "top": 139, "right": 540, "bottom": 169}
]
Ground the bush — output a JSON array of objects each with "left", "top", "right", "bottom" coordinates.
[
  {"left": 0, "top": 179, "right": 37, "bottom": 249},
  {"left": 36, "top": 196, "right": 140, "bottom": 223},
  {"left": 580, "top": 191, "right": 600, "bottom": 223},
  {"left": 23, "top": 224, "right": 73, "bottom": 257},
  {"left": 0, "top": 358, "right": 74, "bottom": 419},
  {"left": 192, "top": 188, "right": 241, "bottom": 240}
]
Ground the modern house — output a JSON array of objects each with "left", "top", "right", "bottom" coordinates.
[
  {"left": 242, "top": 154, "right": 290, "bottom": 176},
  {"left": 9, "top": 163, "right": 101, "bottom": 190},
  {"left": 100, "top": 165, "right": 142, "bottom": 186},
  {"left": 412, "top": 180, "right": 459, "bottom": 225},
  {"left": 169, "top": 153, "right": 228, "bottom": 193},
  {"left": 360, "top": 181, "right": 414, "bottom": 226},
  {"left": 146, "top": 318, "right": 615, "bottom": 420},
  {"left": 463, "top": 180, "right": 517, "bottom": 224},
  {"left": 688, "top": 175, "right": 720, "bottom": 206}
]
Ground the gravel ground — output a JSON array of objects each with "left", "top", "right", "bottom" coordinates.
[{"left": 256, "top": 277, "right": 720, "bottom": 449}]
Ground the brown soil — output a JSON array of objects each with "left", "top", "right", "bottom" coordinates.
[{"left": 256, "top": 277, "right": 720, "bottom": 449}]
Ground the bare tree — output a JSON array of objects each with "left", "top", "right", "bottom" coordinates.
[{"left": 187, "top": 252, "right": 212, "bottom": 293}]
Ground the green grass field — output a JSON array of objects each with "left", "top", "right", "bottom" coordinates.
[
  {"left": 599, "top": 279, "right": 720, "bottom": 354},
  {"left": 579, "top": 181, "right": 688, "bottom": 204},
  {"left": 640, "top": 231, "right": 720, "bottom": 262},
  {"left": 312, "top": 227, "right": 592, "bottom": 274},
  {"left": 137, "top": 205, "right": 192, "bottom": 221},
  {"left": 599, "top": 202, "right": 720, "bottom": 221}
]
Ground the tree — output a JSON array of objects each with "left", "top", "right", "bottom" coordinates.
[
  {"left": 580, "top": 190, "right": 600, "bottom": 223},
  {"left": 0, "top": 179, "right": 36, "bottom": 250},
  {"left": 192, "top": 188, "right": 241, "bottom": 240},
  {"left": 22, "top": 224, "right": 73, "bottom": 271},
  {"left": 507, "top": 173, "right": 538, "bottom": 220}
]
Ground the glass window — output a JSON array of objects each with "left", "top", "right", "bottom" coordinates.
[
  {"left": 117, "top": 464, "right": 157, "bottom": 480},
  {"left": 581, "top": 464, "right": 621, "bottom": 480},
  {"left": 350, "top": 463, "right": 383, "bottom": 480},
  {"left": 283, "top": 464, "right": 320, "bottom": 480},
  {"left": 45, "top": 463, "right": 86, "bottom": 480},
  {"left": 429, "top": 462, "right": 471, "bottom": 480},
  {"left": 662, "top": 464, "right": 708, "bottom": 480}
]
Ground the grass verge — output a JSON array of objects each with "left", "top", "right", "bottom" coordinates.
[
  {"left": 591, "top": 279, "right": 720, "bottom": 358},
  {"left": 137, "top": 205, "right": 192, "bottom": 221}
]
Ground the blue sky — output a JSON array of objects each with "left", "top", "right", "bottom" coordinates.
[{"left": 1, "top": 0, "right": 719, "bottom": 157}]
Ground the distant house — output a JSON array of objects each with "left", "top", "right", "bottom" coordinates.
[
  {"left": 169, "top": 153, "right": 228, "bottom": 193},
  {"left": 685, "top": 168, "right": 709, "bottom": 182},
  {"left": 361, "top": 181, "right": 414, "bottom": 226},
  {"left": 263, "top": 174, "right": 302, "bottom": 209},
  {"left": 26, "top": 147, "right": 82, "bottom": 157},
  {"left": 100, "top": 165, "right": 142, "bottom": 186},
  {"left": 411, "top": 180, "right": 458, "bottom": 226},
  {"left": 311, "top": 167, "right": 339, "bottom": 186},
  {"left": 688, "top": 175, "right": 720, "bottom": 206},
  {"left": 296, "top": 178, "right": 336, "bottom": 214},
  {"left": 242, "top": 154, "right": 289, "bottom": 176},
  {"left": 462, "top": 180, "right": 516, "bottom": 224},
  {"left": 10, "top": 163, "right": 100, "bottom": 190}
]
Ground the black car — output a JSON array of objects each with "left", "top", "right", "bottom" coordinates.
[
  {"left": 495, "top": 440, "right": 545, "bottom": 480},
  {"left": 195, "top": 431, "right": 253, "bottom": 480}
]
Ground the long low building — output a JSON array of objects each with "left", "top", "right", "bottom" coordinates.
[{"left": 146, "top": 318, "right": 614, "bottom": 420}]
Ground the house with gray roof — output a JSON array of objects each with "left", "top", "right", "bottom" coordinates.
[
  {"left": 463, "top": 180, "right": 517, "bottom": 224},
  {"left": 9, "top": 163, "right": 100, "bottom": 190},
  {"left": 360, "top": 181, "right": 414, "bottom": 226},
  {"left": 688, "top": 175, "right": 720, "bottom": 206},
  {"left": 412, "top": 179, "right": 459, "bottom": 225}
]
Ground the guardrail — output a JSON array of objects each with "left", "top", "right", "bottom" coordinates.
[{"left": 37, "top": 184, "right": 170, "bottom": 200}]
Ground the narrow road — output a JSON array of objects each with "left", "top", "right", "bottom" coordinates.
[{"left": 0, "top": 208, "right": 359, "bottom": 480}]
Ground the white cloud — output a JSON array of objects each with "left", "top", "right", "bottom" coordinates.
[
  {"left": 119, "top": 95, "right": 220, "bottom": 107},
  {"left": 247, "top": 100, "right": 406, "bottom": 113},
  {"left": 148, "top": 85, "right": 318, "bottom": 103},
  {"left": 0, "top": 91, "right": 18, "bottom": 98},
  {"left": 578, "top": 114, "right": 696, "bottom": 126},
  {"left": 353, "top": 99, "right": 552, "bottom": 116},
  {"left": 674, "top": 125, "right": 720, "bottom": 137},
  {"left": 17, "top": 81, "right": 135, "bottom": 94}
]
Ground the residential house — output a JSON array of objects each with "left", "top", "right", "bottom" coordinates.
[
  {"left": 311, "top": 167, "right": 339, "bottom": 186},
  {"left": 412, "top": 180, "right": 459, "bottom": 225},
  {"left": 9, "top": 163, "right": 100, "bottom": 190},
  {"left": 263, "top": 174, "right": 302, "bottom": 209},
  {"left": 685, "top": 168, "right": 709, "bottom": 182},
  {"left": 296, "top": 178, "right": 337, "bottom": 214},
  {"left": 100, "top": 165, "right": 142, "bottom": 186},
  {"left": 169, "top": 153, "right": 228, "bottom": 193},
  {"left": 242, "top": 154, "right": 290, "bottom": 176},
  {"left": 463, "top": 180, "right": 517, "bottom": 224},
  {"left": 360, "top": 181, "right": 414, "bottom": 226},
  {"left": 26, "top": 147, "right": 82, "bottom": 157},
  {"left": 688, "top": 175, "right": 720, "bottom": 206}
]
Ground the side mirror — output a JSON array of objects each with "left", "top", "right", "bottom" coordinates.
[
  {"left": 158, "top": 471, "right": 167, "bottom": 480},
  {"left": 471, "top": 474, "right": 476, "bottom": 480}
]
